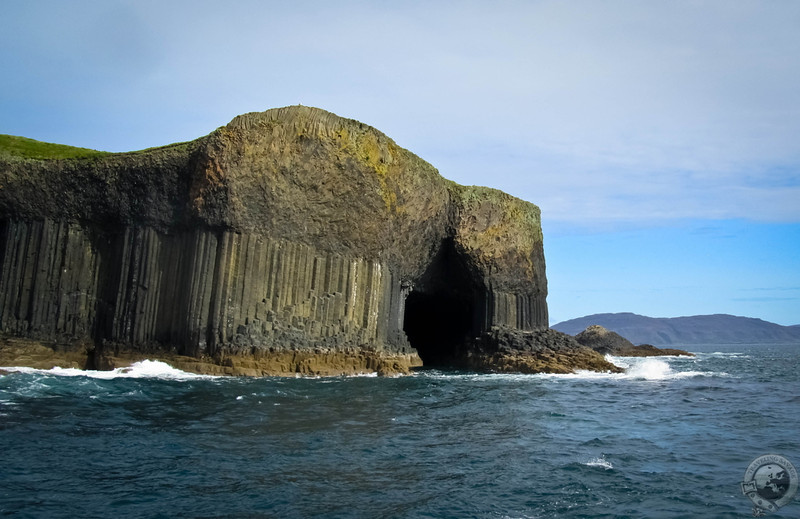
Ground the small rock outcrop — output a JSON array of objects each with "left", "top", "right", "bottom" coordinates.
[
  {"left": 575, "top": 325, "right": 693, "bottom": 357},
  {"left": 0, "top": 106, "right": 617, "bottom": 375}
]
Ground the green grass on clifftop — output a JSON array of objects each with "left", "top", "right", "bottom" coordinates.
[{"left": 0, "top": 134, "right": 109, "bottom": 160}]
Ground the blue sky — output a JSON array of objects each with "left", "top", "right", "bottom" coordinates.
[{"left": 2, "top": 1, "right": 799, "bottom": 326}]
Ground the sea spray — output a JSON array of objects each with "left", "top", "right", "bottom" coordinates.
[
  {"left": 0, "top": 360, "right": 215, "bottom": 380},
  {"left": 583, "top": 455, "right": 614, "bottom": 470},
  {"left": 605, "top": 355, "right": 721, "bottom": 381}
]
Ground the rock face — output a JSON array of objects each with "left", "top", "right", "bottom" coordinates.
[
  {"left": 0, "top": 106, "right": 615, "bottom": 375},
  {"left": 575, "top": 325, "right": 692, "bottom": 357}
]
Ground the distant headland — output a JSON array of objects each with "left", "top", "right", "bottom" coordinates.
[
  {"left": 553, "top": 312, "right": 800, "bottom": 346},
  {"left": 0, "top": 106, "right": 619, "bottom": 376}
]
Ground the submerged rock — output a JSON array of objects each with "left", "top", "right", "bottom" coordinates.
[
  {"left": 575, "top": 325, "right": 693, "bottom": 357},
  {"left": 0, "top": 106, "right": 611, "bottom": 375}
]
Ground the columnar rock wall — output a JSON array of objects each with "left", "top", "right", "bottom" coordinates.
[
  {"left": 0, "top": 219, "right": 409, "bottom": 358},
  {"left": 452, "top": 185, "right": 548, "bottom": 332},
  {"left": 489, "top": 290, "right": 547, "bottom": 331},
  {"left": 0, "top": 219, "right": 99, "bottom": 339}
]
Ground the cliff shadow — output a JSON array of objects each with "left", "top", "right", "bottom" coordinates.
[{"left": 402, "top": 238, "right": 483, "bottom": 367}]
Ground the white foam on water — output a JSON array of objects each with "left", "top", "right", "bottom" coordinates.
[
  {"left": 349, "top": 371, "right": 379, "bottom": 378},
  {"left": 283, "top": 371, "right": 382, "bottom": 380},
  {"left": 583, "top": 456, "right": 613, "bottom": 470},
  {"left": 0, "top": 360, "right": 214, "bottom": 380},
  {"left": 702, "top": 351, "right": 749, "bottom": 359},
  {"left": 417, "top": 355, "right": 723, "bottom": 382},
  {"left": 606, "top": 355, "right": 720, "bottom": 380},
  {"left": 617, "top": 356, "right": 672, "bottom": 379}
]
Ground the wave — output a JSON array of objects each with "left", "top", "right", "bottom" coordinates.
[
  {"left": 603, "top": 355, "right": 722, "bottom": 380},
  {"left": 700, "top": 351, "right": 749, "bottom": 359},
  {"left": 0, "top": 360, "right": 215, "bottom": 381},
  {"left": 414, "top": 355, "right": 725, "bottom": 382},
  {"left": 413, "top": 359, "right": 722, "bottom": 382},
  {"left": 583, "top": 455, "right": 613, "bottom": 470},
  {"left": 6, "top": 355, "right": 724, "bottom": 383}
]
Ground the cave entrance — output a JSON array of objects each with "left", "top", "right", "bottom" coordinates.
[
  {"left": 402, "top": 238, "right": 482, "bottom": 367},
  {"left": 403, "top": 290, "right": 472, "bottom": 366}
]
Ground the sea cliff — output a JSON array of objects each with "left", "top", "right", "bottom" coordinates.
[{"left": 0, "top": 106, "right": 617, "bottom": 375}]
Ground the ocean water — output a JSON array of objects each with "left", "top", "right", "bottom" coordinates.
[{"left": 1, "top": 344, "right": 798, "bottom": 518}]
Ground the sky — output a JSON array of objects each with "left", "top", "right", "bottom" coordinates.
[{"left": 2, "top": 1, "right": 799, "bottom": 326}]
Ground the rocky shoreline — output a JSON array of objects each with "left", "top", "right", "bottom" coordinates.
[
  {"left": 0, "top": 335, "right": 422, "bottom": 377},
  {"left": 0, "top": 324, "right": 686, "bottom": 379},
  {"left": 1, "top": 326, "right": 625, "bottom": 377}
]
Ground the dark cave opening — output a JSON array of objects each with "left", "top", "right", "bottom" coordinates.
[
  {"left": 403, "top": 290, "right": 473, "bottom": 366},
  {"left": 402, "top": 238, "right": 482, "bottom": 367}
]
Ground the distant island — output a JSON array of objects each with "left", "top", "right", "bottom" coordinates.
[{"left": 552, "top": 313, "right": 800, "bottom": 345}]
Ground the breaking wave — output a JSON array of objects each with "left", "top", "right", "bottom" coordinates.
[
  {"left": 583, "top": 455, "right": 614, "bottom": 470},
  {"left": 0, "top": 360, "right": 213, "bottom": 380},
  {"left": 603, "top": 355, "right": 720, "bottom": 380}
]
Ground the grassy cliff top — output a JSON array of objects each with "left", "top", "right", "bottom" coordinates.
[{"left": 0, "top": 134, "right": 110, "bottom": 160}]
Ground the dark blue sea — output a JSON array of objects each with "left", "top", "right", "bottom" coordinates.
[{"left": 2, "top": 344, "right": 799, "bottom": 518}]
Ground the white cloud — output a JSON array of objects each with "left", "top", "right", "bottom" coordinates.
[{"left": 2, "top": 0, "right": 799, "bottom": 226}]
